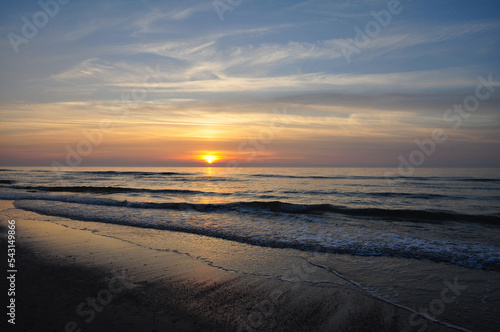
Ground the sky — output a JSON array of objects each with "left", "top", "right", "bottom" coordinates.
[{"left": 0, "top": 0, "right": 499, "bottom": 167}]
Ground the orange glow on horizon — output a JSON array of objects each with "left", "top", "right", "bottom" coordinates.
[{"left": 200, "top": 154, "right": 219, "bottom": 164}]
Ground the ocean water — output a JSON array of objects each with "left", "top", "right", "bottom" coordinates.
[
  {"left": 1, "top": 167, "right": 500, "bottom": 330},
  {"left": 1, "top": 167, "right": 499, "bottom": 271}
]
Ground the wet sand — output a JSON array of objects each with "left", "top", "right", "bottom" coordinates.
[{"left": 0, "top": 200, "right": 457, "bottom": 331}]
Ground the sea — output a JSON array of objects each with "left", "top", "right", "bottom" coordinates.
[{"left": 1, "top": 167, "right": 499, "bottom": 330}]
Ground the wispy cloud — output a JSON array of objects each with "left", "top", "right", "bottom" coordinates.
[
  {"left": 132, "top": 3, "right": 213, "bottom": 35},
  {"left": 61, "top": 18, "right": 123, "bottom": 42},
  {"left": 1, "top": 0, "right": 499, "bottom": 166},
  {"left": 50, "top": 58, "right": 116, "bottom": 81}
]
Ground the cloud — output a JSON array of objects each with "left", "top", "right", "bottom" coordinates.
[
  {"left": 132, "top": 3, "right": 213, "bottom": 35},
  {"left": 1, "top": 0, "right": 499, "bottom": 166},
  {"left": 50, "top": 59, "right": 116, "bottom": 81},
  {"left": 105, "top": 20, "right": 500, "bottom": 81},
  {"left": 353, "top": 21, "right": 500, "bottom": 59},
  {"left": 61, "top": 18, "right": 123, "bottom": 42}
]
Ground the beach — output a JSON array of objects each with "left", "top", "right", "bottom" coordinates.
[
  {"left": 1, "top": 199, "right": 464, "bottom": 331},
  {"left": 1, "top": 167, "right": 499, "bottom": 331},
  {"left": 2, "top": 0, "right": 499, "bottom": 329}
]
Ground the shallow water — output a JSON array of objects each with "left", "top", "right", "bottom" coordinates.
[
  {"left": 1, "top": 167, "right": 499, "bottom": 271},
  {"left": 4, "top": 203, "right": 499, "bottom": 332}
]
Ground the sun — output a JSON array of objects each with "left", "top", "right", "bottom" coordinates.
[{"left": 201, "top": 155, "right": 219, "bottom": 164}]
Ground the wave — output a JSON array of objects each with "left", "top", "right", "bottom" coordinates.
[
  {"left": 0, "top": 180, "right": 14, "bottom": 184},
  {"left": 0, "top": 169, "right": 197, "bottom": 176},
  {"left": 80, "top": 171, "right": 195, "bottom": 176},
  {"left": 253, "top": 174, "right": 500, "bottom": 183},
  {"left": 2, "top": 191, "right": 498, "bottom": 225},
  {"left": 368, "top": 192, "right": 460, "bottom": 199},
  {"left": 173, "top": 177, "right": 243, "bottom": 182},
  {"left": 461, "top": 178, "right": 500, "bottom": 182},
  {"left": 11, "top": 185, "right": 226, "bottom": 196},
  {"left": 12, "top": 199, "right": 500, "bottom": 271},
  {"left": 251, "top": 174, "right": 381, "bottom": 180},
  {"left": 282, "top": 189, "right": 458, "bottom": 200}
]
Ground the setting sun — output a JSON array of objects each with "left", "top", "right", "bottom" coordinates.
[{"left": 201, "top": 155, "right": 219, "bottom": 164}]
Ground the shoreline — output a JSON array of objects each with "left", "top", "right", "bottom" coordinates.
[
  {"left": 0, "top": 200, "right": 462, "bottom": 331},
  {"left": 1, "top": 200, "right": 223, "bottom": 331}
]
